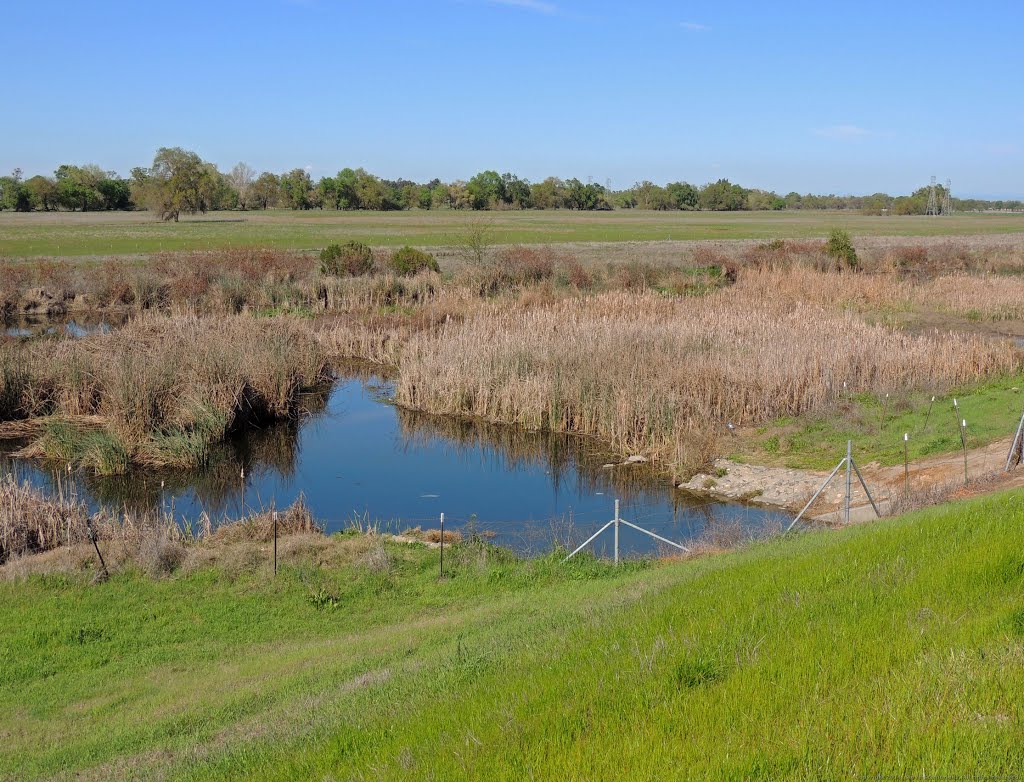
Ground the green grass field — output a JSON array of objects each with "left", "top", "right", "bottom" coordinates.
[
  {"left": 1, "top": 209, "right": 1023, "bottom": 257},
  {"left": 3, "top": 490, "right": 1024, "bottom": 780},
  {"left": 733, "top": 374, "right": 1024, "bottom": 471}
]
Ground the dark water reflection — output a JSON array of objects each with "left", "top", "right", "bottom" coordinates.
[{"left": 0, "top": 375, "right": 789, "bottom": 556}]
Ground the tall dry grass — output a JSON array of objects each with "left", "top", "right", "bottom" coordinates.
[
  {"left": 0, "top": 313, "right": 330, "bottom": 471},
  {"left": 0, "top": 249, "right": 448, "bottom": 320},
  {"left": 0, "top": 473, "right": 320, "bottom": 570},
  {"left": 396, "top": 281, "right": 1019, "bottom": 476},
  {"left": 733, "top": 265, "right": 1024, "bottom": 323}
]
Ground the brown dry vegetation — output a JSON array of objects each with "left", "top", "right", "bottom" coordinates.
[
  {"left": 0, "top": 473, "right": 319, "bottom": 569},
  {"left": 0, "top": 249, "right": 447, "bottom": 319},
  {"left": 736, "top": 264, "right": 1024, "bottom": 322},
  {"left": 0, "top": 245, "right": 737, "bottom": 322},
  {"left": 0, "top": 313, "right": 329, "bottom": 472},
  {"left": 4, "top": 238, "right": 1024, "bottom": 482},
  {"left": 393, "top": 280, "right": 1017, "bottom": 476}
]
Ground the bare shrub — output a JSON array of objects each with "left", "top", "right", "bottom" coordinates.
[
  {"left": 498, "top": 246, "right": 557, "bottom": 283},
  {"left": 608, "top": 261, "right": 662, "bottom": 290},
  {"left": 564, "top": 259, "right": 595, "bottom": 290},
  {"left": 136, "top": 532, "right": 186, "bottom": 577},
  {"left": 692, "top": 246, "right": 731, "bottom": 268},
  {"left": 207, "top": 497, "right": 319, "bottom": 544},
  {"left": 95, "top": 260, "right": 136, "bottom": 307},
  {"left": 741, "top": 239, "right": 826, "bottom": 270},
  {"left": 460, "top": 246, "right": 560, "bottom": 296},
  {"left": 401, "top": 526, "right": 465, "bottom": 545},
  {"left": 0, "top": 263, "right": 31, "bottom": 312},
  {"left": 699, "top": 518, "right": 747, "bottom": 549},
  {"left": 889, "top": 245, "right": 928, "bottom": 272},
  {"left": 357, "top": 540, "right": 394, "bottom": 574},
  {"left": 35, "top": 261, "right": 74, "bottom": 299}
]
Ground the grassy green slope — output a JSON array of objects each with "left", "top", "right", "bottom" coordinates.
[
  {"left": 732, "top": 375, "right": 1024, "bottom": 471},
  {"left": 3, "top": 492, "right": 1024, "bottom": 780}
]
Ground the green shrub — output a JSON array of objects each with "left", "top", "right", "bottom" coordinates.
[
  {"left": 388, "top": 246, "right": 440, "bottom": 277},
  {"left": 320, "top": 241, "right": 374, "bottom": 277},
  {"left": 824, "top": 228, "right": 858, "bottom": 271}
]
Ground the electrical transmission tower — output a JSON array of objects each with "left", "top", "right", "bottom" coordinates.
[
  {"left": 926, "top": 175, "right": 939, "bottom": 216},
  {"left": 942, "top": 179, "right": 952, "bottom": 215}
]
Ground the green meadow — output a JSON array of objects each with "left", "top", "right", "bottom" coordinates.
[
  {"left": 2, "top": 209, "right": 1023, "bottom": 257},
  {"left": 733, "top": 374, "right": 1024, "bottom": 471},
  {"left": 3, "top": 489, "right": 1024, "bottom": 780}
]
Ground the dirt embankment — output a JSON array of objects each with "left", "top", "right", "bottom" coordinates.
[{"left": 680, "top": 436, "right": 1024, "bottom": 522}]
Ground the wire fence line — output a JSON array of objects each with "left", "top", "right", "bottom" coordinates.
[{"left": 1, "top": 478, "right": 786, "bottom": 572}]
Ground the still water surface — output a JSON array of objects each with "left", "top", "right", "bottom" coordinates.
[{"left": 1, "top": 374, "right": 789, "bottom": 556}]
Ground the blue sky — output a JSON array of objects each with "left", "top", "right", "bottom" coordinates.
[{"left": 2, "top": 0, "right": 1022, "bottom": 197}]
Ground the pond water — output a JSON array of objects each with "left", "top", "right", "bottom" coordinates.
[
  {"left": 3, "top": 315, "right": 121, "bottom": 339},
  {"left": 0, "top": 374, "right": 790, "bottom": 557}
]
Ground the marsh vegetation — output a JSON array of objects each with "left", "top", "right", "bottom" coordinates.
[{"left": 2, "top": 233, "right": 1023, "bottom": 487}]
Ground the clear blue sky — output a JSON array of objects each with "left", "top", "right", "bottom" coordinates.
[{"left": 2, "top": 0, "right": 1022, "bottom": 197}]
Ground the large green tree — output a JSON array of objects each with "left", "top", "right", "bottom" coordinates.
[
  {"left": 134, "top": 148, "right": 220, "bottom": 221},
  {"left": 501, "top": 173, "right": 532, "bottom": 208},
  {"left": 54, "top": 164, "right": 106, "bottom": 211},
  {"left": 334, "top": 168, "right": 361, "bottom": 209},
  {"left": 250, "top": 172, "right": 281, "bottom": 209},
  {"left": 0, "top": 170, "right": 31, "bottom": 211},
  {"left": 279, "top": 168, "right": 314, "bottom": 210},
  {"left": 632, "top": 181, "right": 672, "bottom": 210},
  {"left": 467, "top": 170, "right": 505, "bottom": 210},
  {"left": 530, "top": 177, "right": 565, "bottom": 210},
  {"left": 666, "top": 181, "right": 699, "bottom": 210},
  {"left": 24, "top": 175, "right": 58, "bottom": 211},
  {"left": 564, "top": 179, "right": 610, "bottom": 210},
  {"left": 699, "top": 178, "right": 748, "bottom": 211}
]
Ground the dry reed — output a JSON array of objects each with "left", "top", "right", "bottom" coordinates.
[
  {"left": 734, "top": 264, "right": 1024, "bottom": 322},
  {"left": 395, "top": 283, "right": 1019, "bottom": 476},
  {"left": 0, "top": 474, "right": 321, "bottom": 569},
  {"left": 0, "top": 313, "right": 330, "bottom": 471}
]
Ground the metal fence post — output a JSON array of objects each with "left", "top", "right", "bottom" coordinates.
[
  {"left": 562, "top": 499, "right": 689, "bottom": 563},
  {"left": 903, "top": 433, "right": 909, "bottom": 494},
  {"left": 613, "top": 500, "right": 620, "bottom": 565},
  {"left": 85, "top": 518, "right": 109, "bottom": 581},
  {"left": 960, "top": 419, "right": 969, "bottom": 485},
  {"left": 1005, "top": 411, "right": 1024, "bottom": 472},
  {"left": 439, "top": 512, "right": 445, "bottom": 578},
  {"left": 845, "top": 440, "right": 853, "bottom": 525},
  {"left": 273, "top": 511, "right": 278, "bottom": 576},
  {"left": 785, "top": 457, "right": 847, "bottom": 533}
]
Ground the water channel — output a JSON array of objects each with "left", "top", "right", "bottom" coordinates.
[{"left": 1, "top": 316, "right": 790, "bottom": 556}]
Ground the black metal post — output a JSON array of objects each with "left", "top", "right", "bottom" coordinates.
[{"left": 86, "top": 518, "right": 109, "bottom": 581}]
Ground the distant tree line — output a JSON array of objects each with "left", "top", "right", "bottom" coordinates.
[{"left": 2, "top": 148, "right": 1022, "bottom": 218}]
